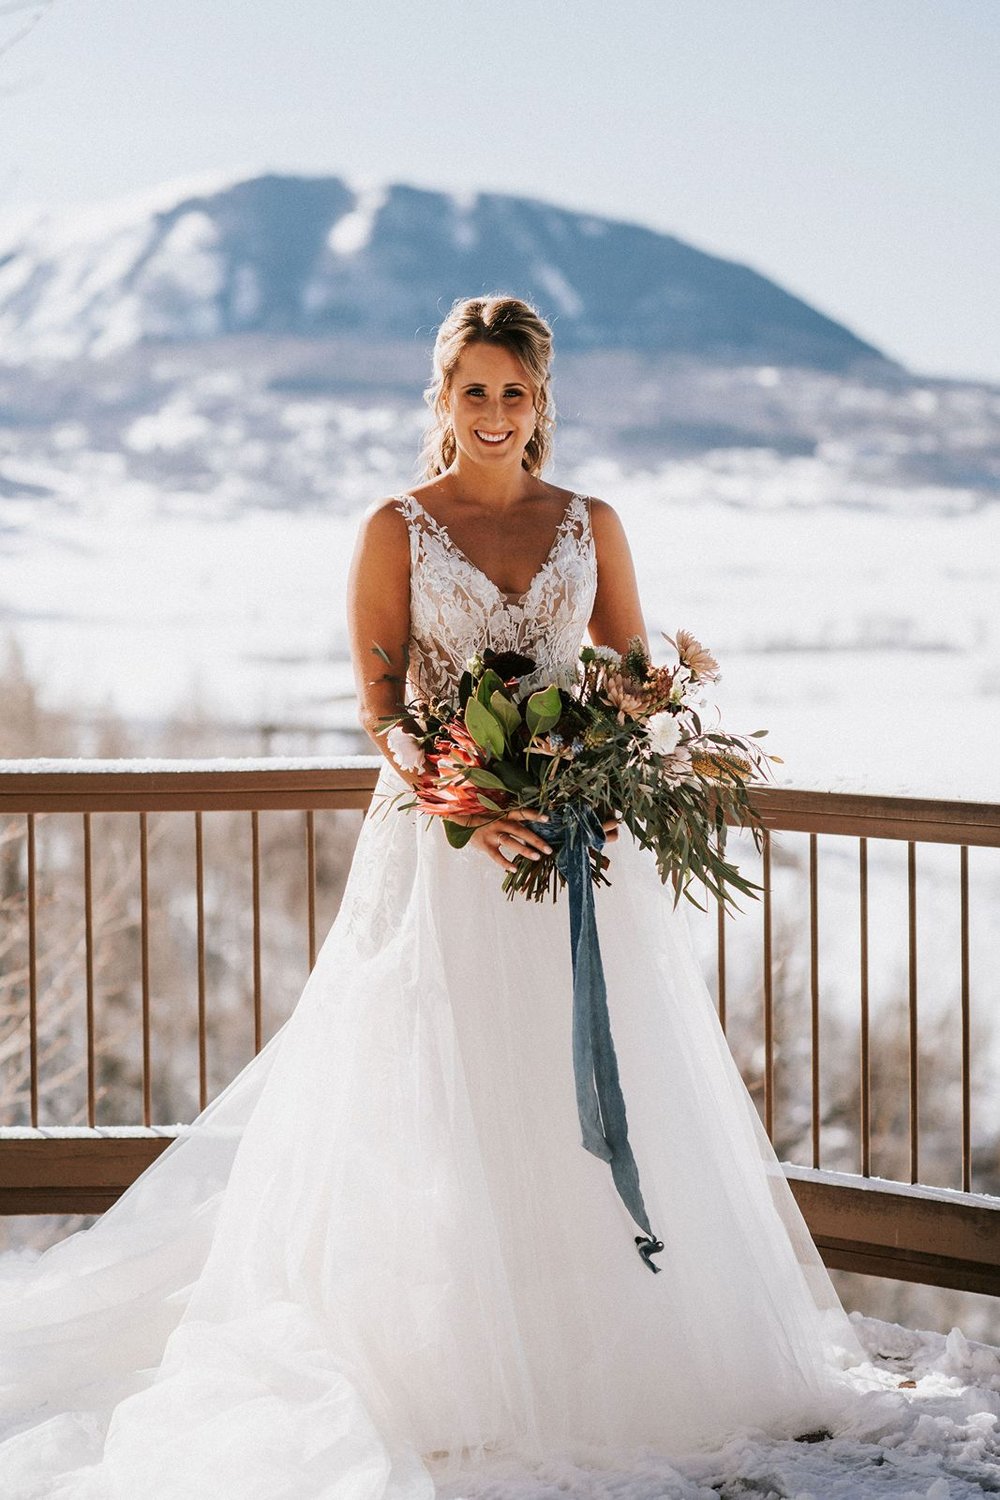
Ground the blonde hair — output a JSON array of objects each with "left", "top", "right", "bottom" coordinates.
[{"left": 416, "top": 294, "right": 556, "bottom": 479}]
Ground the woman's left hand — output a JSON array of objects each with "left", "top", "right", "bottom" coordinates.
[{"left": 602, "top": 815, "right": 620, "bottom": 843}]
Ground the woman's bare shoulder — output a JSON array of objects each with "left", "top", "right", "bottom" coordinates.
[
  {"left": 354, "top": 492, "right": 412, "bottom": 549},
  {"left": 586, "top": 495, "right": 629, "bottom": 538},
  {"left": 359, "top": 490, "right": 410, "bottom": 522}
]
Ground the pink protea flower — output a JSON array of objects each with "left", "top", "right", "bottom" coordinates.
[
  {"left": 413, "top": 721, "right": 512, "bottom": 821},
  {"left": 437, "top": 721, "right": 486, "bottom": 768},
  {"left": 414, "top": 776, "right": 491, "bottom": 819}
]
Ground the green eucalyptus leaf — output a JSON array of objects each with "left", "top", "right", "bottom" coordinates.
[
  {"left": 682, "top": 886, "right": 708, "bottom": 915},
  {"left": 464, "top": 695, "right": 505, "bottom": 757},
  {"left": 443, "top": 820, "right": 476, "bottom": 849},
  {"left": 464, "top": 767, "right": 510, "bottom": 791},
  {"left": 526, "top": 684, "right": 562, "bottom": 736},
  {"left": 490, "top": 690, "right": 521, "bottom": 738}
]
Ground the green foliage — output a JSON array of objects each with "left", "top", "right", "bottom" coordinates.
[
  {"left": 475, "top": 668, "right": 507, "bottom": 706},
  {"left": 389, "top": 639, "right": 774, "bottom": 915},
  {"left": 622, "top": 635, "right": 650, "bottom": 680},
  {"left": 463, "top": 767, "right": 510, "bottom": 791},
  {"left": 525, "top": 685, "right": 562, "bottom": 736},
  {"left": 464, "top": 695, "right": 505, "bottom": 758},
  {"left": 489, "top": 691, "right": 521, "bottom": 739},
  {"left": 494, "top": 760, "right": 537, "bottom": 794}
]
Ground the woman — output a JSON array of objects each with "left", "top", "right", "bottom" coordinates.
[{"left": 0, "top": 295, "right": 869, "bottom": 1498}]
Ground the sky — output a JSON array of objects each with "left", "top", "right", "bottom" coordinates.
[{"left": 0, "top": 0, "right": 997, "bottom": 382}]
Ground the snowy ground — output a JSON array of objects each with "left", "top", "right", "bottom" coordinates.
[
  {"left": 437, "top": 1314, "right": 1000, "bottom": 1499},
  {"left": 3, "top": 438, "right": 999, "bottom": 796}
]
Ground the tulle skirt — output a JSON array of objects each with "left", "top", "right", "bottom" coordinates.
[{"left": 0, "top": 761, "right": 869, "bottom": 1498}]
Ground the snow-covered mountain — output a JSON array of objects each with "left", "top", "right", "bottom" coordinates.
[
  {"left": 0, "top": 168, "right": 998, "bottom": 797},
  {"left": 0, "top": 172, "right": 893, "bottom": 370}
]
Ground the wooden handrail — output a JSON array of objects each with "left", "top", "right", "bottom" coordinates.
[
  {"left": 2, "top": 760, "right": 997, "bottom": 842},
  {"left": 0, "top": 759, "right": 382, "bottom": 812}
]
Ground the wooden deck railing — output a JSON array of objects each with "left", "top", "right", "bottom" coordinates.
[{"left": 1, "top": 759, "right": 998, "bottom": 1294}]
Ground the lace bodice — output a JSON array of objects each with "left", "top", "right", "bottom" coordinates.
[{"left": 393, "top": 491, "right": 597, "bottom": 703}]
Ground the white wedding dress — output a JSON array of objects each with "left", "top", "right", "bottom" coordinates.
[{"left": 0, "top": 490, "right": 870, "bottom": 1498}]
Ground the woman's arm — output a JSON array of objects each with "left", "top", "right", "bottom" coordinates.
[
  {"left": 581, "top": 498, "right": 647, "bottom": 847},
  {"left": 346, "top": 498, "right": 420, "bottom": 787},
  {"left": 586, "top": 498, "right": 650, "bottom": 655},
  {"left": 345, "top": 495, "right": 555, "bottom": 868}
]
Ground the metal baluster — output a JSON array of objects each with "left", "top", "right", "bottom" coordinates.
[
  {"left": 907, "top": 840, "right": 918, "bottom": 1184},
  {"left": 306, "top": 809, "right": 317, "bottom": 972},
  {"left": 84, "top": 812, "right": 96, "bottom": 1127},
  {"left": 196, "top": 811, "right": 207, "bottom": 1112},
  {"left": 762, "top": 828, "right": 773, "bottom": 1138},
  {"left": 140, "top": 812, "right": 151, "bottom": 1126},
  {"left": 810, "top": 833, "right": 820, "bottom": 1169},
  {"left": 859, "top": 836, "right": 870, "bottom": 1177},
  {"left": 960, "top": 844, "right": 971, "bottom": 1192},
  {"left": 251, "top": 810, "right": 262, "bottom": 1053},
  {"left": 26, "top": 813, "right": 38, "bottom": 1128}
]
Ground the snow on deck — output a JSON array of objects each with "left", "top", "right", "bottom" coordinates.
[
  {"left": 438, "top": 1314, "right": 1000, "bottom": 1498},
  {"left": 0, "top": 755, "right": 378, "bottom": 774}
]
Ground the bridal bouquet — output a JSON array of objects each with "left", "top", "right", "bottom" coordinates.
[
  {"left": 376, "top": 631, "right": 779, "bottom": 916},
  {"left": 374, "top": 630, "right": 780, "bottom": 1274}
]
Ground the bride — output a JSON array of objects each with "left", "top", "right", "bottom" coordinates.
[{"left": 0, "top": 294, "right": 870, "bottom": 1498}]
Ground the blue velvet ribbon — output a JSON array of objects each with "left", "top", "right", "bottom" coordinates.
[{"left": 526, "top": 801, "right": 665, "bottom": 1273}]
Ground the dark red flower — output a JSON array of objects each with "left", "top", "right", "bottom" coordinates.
[{"left": 482, "top": 649, "right": 537, "bottom": 684}]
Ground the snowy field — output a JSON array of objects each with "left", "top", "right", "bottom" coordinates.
[
  {"left": 3, "top": 435, "right": 999, "bottom": 800},
  {"left": 6, "top": 421, "right": 1000, "bottom": 1146}
]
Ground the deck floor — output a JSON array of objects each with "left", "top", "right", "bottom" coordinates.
[{"left": 434, "top": 1312, "right": 1000, "bottom": 1499}]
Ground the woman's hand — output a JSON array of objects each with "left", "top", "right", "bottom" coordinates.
[
  {"left": 461, "top": 808, "right": 620, "bottom": 872},
  {"left": 465, "top": 808, "right": 553, "bottom": 872}
]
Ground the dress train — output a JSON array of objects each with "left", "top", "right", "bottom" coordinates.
[{"left": 0, "top": 758, "right": 869, "bottom": 1498}]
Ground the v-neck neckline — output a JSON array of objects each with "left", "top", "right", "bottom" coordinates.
[{"left": 398, "top": 491, "right": 584, "bottom": 608}]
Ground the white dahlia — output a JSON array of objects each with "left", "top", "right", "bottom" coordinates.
[{"left": 645, "top": 710, "right": 682, "bottom": 756}]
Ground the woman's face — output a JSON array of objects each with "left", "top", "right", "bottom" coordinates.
[{"left": 446, "top": 341, "right": 537, "bottom": 468}]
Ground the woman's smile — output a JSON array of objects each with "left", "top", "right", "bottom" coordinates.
[{"left": 445, "top": 340, "right": 537, "bottom": 467}]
